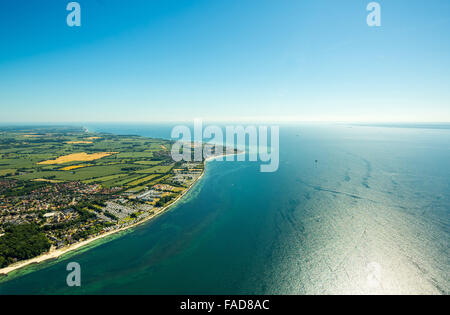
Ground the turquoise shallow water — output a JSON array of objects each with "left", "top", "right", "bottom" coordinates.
[{"left": 0, "top": 124, "right": 449, "bottom": 294}]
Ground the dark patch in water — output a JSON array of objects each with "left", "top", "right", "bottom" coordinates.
[
  {"left": 361, "top": 158, "right": 372, "bottom": 188},
  {"left": 313, "top": 186, "right": 363, "bottom": 200},
  {"left": 344, "top": 169, "right": 351, "bottom": 182}
]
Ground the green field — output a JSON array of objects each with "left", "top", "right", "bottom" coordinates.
[{"left": 0, "top": 127, "right": 177, "bottom": 190}]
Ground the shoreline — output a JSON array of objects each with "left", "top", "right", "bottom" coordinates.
[{"left": 0, "top": 153, "right": 238, "bottom": 278}]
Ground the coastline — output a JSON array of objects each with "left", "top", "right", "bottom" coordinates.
[{"left": 0, "top": 153, "right": 237, "bottom": 278}]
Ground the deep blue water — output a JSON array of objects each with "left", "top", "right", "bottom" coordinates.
[{"left": 0, "top": 123, "right": 449, "bottom": 294}]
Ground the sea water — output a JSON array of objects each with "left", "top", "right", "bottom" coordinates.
[{"left": 0, "top": 123, "right": 448, "bottom": 294}]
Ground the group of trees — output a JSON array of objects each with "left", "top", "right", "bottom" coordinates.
[
  {"left": 71, "top": 223, "right": 110, "bottom": 242},
  {"left": 1, "top": 180, "right": 46, "bottom": 198},
  {"left": 42, "top": 206, "right": 96, "bottom": 232},
  {"left": 121, "top": 167, "right": 140, "bottom": 172},
  {"left": 103, "top": 211, "right": 118, "bottom": 221},
  {"left": 0, "top": 224, "right": 51, "bottom": 268},
  {"left": 155, "top": 194, "right": 176, "bottom": 207}
]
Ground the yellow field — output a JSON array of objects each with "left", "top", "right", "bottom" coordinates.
[
  {"left": 33, "top": 178, "right": 61, "bottom": 183},
  {"left": 66, "top": 141, "right": 93, "bottom": 144},
  {"left": 60, "top": 164, "right": 93, "bottom": 171},
  {"left": 23, "top": 134, "right": 42, "bottom": 138},
  {"left": 86, "top": 137, "right": 101, "bottom": 140},
  {"left": 38, "top": 152, "right": 118, "bottom": 165}
]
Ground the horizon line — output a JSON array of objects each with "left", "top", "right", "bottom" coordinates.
[{"left": 1, "top": 120, "right": 450, "bottom": 125}]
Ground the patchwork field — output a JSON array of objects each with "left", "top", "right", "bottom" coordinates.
[
  {"left": 66, "top": 141, "right": 93, "bottom": 144},
  {"left": 0, "top": 126, "right": 177, "bottom": 191}
]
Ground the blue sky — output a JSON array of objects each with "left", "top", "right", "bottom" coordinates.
[{"left": 0, "top": 0, "right": 449, "bottom": 122}]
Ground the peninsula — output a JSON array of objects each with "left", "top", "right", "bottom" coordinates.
[{"left": 0, "top": 126, "right": 235, "bottom": 276}]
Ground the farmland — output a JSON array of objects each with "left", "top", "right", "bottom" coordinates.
[{"left": 0, "top": 126, "right": 177, "bottom": 192}]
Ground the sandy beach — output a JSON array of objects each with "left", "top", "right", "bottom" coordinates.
[{"left": 0, "top": 153, "right": 238, "bottom": 277}]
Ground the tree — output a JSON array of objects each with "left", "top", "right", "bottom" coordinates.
[{"left": 0, "top": 224, "right": 51, "bottom": 268}]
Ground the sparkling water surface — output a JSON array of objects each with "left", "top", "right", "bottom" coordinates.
[{"left": 0, "top": 124, "right": 448, "bottom": 294}]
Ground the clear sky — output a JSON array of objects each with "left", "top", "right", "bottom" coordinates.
[{"left": 0, "top": 0, "right": 449, "bottom": 123}]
